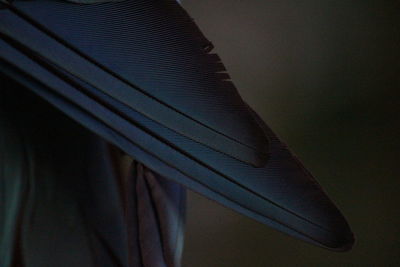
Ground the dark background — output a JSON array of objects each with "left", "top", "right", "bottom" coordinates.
[{"left": 180, "top": 1, "right": 399, "bottom": 266}]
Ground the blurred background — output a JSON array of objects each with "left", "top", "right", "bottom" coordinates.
[{"left": 181, "top": 1, "right": 399, "bottom": 266}]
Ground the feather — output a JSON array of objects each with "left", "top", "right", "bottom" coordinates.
[
  {"left": 3, "top": 84, "right": 134, "bottom": 267},
  {"left": 0, "top": 0, "right": 354, "bottom": 253},
  {"left": 0, "top": 0, "right": 269, "bottom": 167},
  {"left": 0, "top": 78, "right": 186, "bottom": 266},
  {"left": 0, "top": 27, "right": 353, "bottom": 250}
]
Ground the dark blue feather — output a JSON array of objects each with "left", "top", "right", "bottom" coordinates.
[
  {"left": 0, "top": 0, "right": 354, "bottom": 257},
  {"left": 0, "top": 79, "right": 187, "bottom": 266}
]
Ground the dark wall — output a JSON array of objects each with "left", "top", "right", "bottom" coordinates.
[{"left": 181, "top": 1, "right": 400, "bottom": 266}]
